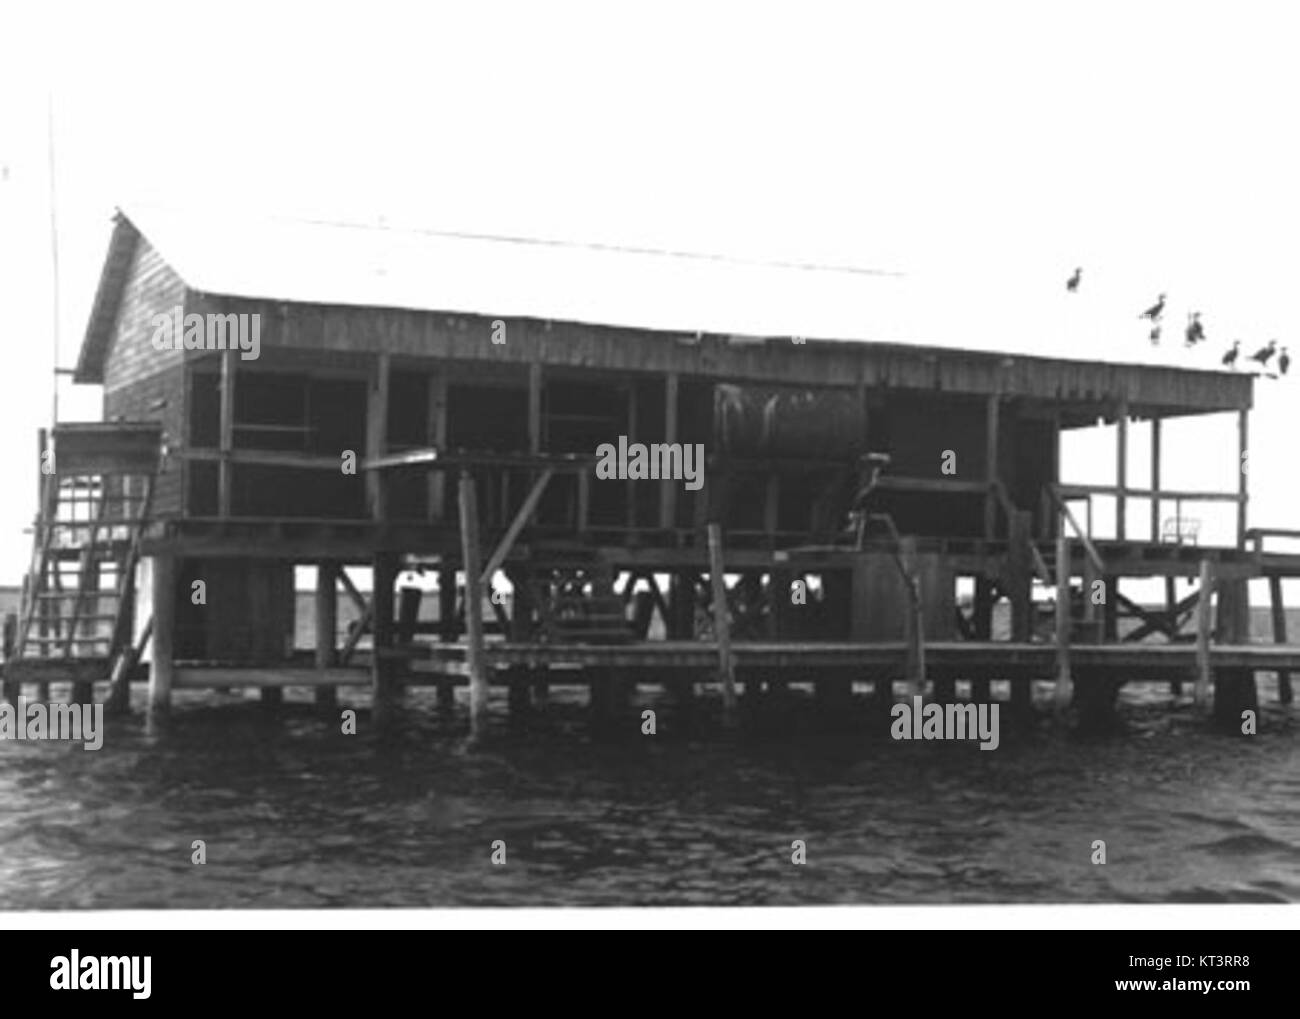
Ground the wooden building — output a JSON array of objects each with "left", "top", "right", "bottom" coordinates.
[{"left": 4, "top": 206, "right": 1297, "bottom": 729}]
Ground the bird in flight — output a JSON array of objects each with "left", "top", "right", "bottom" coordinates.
[
  {"left": 1250, "top": 339, "right": 1278, "bottom": 367},
  {"left": 1221, "top": 340, "right": 1240, "bottom": 368},
  {"left": 1280, "top": 347, "right": 1290, "bottom": 376},
  {"left": 1185, "top": 312, "right": 1205, "bottom": 347},
  {"left": 1066, "top": 268, "right": 1082, "bottom": 292},
  {"left": 1140, "top": 293, "right": 1166, "bottom": 321}
]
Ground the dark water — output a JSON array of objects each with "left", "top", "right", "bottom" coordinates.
[{"left": 1, "top": 676, "right": 1297, "bottom": 909}]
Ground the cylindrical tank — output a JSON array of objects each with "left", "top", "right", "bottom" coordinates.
[{"left": 714, "top": 384, "right": 865, "bottom": 458}]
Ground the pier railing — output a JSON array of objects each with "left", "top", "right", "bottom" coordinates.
[{"left": 1051, "top": 482, "right": 1242, "bottom": 547}]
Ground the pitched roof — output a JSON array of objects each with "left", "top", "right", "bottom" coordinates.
[{"left": 75, "top": 204, "right": 1249, "bottom": 397}]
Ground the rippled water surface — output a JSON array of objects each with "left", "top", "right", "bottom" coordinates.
[{"left": 1, "top": 678, "right": 1297, "bottom": 909}]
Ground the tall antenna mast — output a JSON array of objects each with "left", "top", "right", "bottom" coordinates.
[{"left": 46, "top": 89, "right": 61, "bottom": 425}]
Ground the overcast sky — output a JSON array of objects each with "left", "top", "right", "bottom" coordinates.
[{"left": 1, "top": 1, "right": 1297, "bottom": 589}]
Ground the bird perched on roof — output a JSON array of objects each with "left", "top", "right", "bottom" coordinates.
[
  {"left": 1140, "top": 293, "right": 1166, "bottom": 321},
  {"left": 1066, "top": 267, "right": 1082, "bottom": 292},
  {"left": 1185, "top": 312, "right": 1205, "bottom": 347},
  {"left": 1222, "top": 340, "right": 1240, "bottom": 368},
  {"left": 1149, "top": 324, "right": 1162, "bottom": 345},
  {"left": 1250, "top": 340, "right": 1278, "bottom": 368},
  {"left": 1280, "top": 347, "right": 1290, "bottom": 376}
]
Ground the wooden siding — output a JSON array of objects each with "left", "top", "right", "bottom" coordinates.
[
  {"left": 101, "top": 239, "right": 186, "bottom": 391},
  {"left": 99, "top": 239, "right": 189, "bottom": 516}
]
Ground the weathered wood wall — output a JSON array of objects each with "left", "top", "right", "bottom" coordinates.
[{"left": 100, "top": 239, "right": 188, "bottom": 515}]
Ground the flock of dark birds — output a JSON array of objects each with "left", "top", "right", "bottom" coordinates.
[{"left": 1064, "top": 267, "right": 1289, "bottom": 377}]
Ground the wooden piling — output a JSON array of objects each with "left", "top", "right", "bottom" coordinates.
[
  {"left": 315, "top": 561, "right": 338, "bottom": 709},
  {"left": 436, "top": 567, "right": 457, "bottom": 709},
  {"left": 971, "top": 575, "right": 993, "bottom": 703},
  {"left": 1007, "top": 511, "right": 1034, "bottom": 714},
  {"left": 1, "top": 611, "right": 16, "bottom": 704},
  {"left": 900, "top": 536, "right": 925, "bottom": 699},
  {"left": 371, "top": 551, "right": 398, "bottom": 715},
  {"left": 1194, "top": 558, "right": 1213, "bottom": 707},
  {"left": 1053, "top": 535, "right": 1072, "bottom": 711},
  {"left": 1213, "top": 577, "right": 1257, "bottom": 728},
  {"left": 459, "top": 474, "right": 489, "bottom": 736},
  {"left": 1268, "top": 575, "right": 1293, "bottom": 705},
  {"left": 149, "top": 554, "right": 175, "bottom": 717},
  {"left": 665, "top": 571, "right": 696, "bottom": 705},
  {"left": 1115, "top": 403, "right": 1128, "bottom": 541},
  {"left": 108, "top": 616, "right": 150, "bottom": 715},
  {"left": 707, "top": 523, "right": 737, "bottom": 719}
]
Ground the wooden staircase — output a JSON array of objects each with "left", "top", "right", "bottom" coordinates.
[{"left": 6, "top": 423, "right": 162, "bottom": 701}]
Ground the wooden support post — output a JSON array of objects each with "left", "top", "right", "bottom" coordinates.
[
  {"left": 660, "top": 373, "right": 678, "bottom": 530},
  {"left": 1165, "top": 575, "right": 1182, "bottom": 695},
  {"left": 149, "top": 554, "right": 175, "bottom": 717},
  {"left": 108, "top": 616, "right": 150, "bottom": 715},
  {"left": 371, "top": 551, "right": 397, "bottom": 714},
  {"left": 1007, "top": 511, "right": 1033, "bottom": 713},
  {"left": 664, "top": 572, "right": 696, "bottom": 705},
  {"left": 1150, "top": 417, "right": 1162, "bottom": 542},
  {"left": 764, "top": 475, "right": 780, "bottom": 543},
  {"left": 1237, "top": 408, "right": 1249, "bottom": 550},
  {"left": 576, "top": 471, "right": 590, "bottom": 533},
  {"left": 900, "top": 536, "right": 925, "bottom": 699},
  {"left": 1007, "top": 512, "right": 1032, "bottom": 641},
  {"left": 1213, "top": 576, "right": 1257, "bottom": 727},
  {"left": 971, "top": 575, "right": 994, "bottom": 704},
  {"left": 2, "top": 611, "right": 16, "bottom": 704},
  {"left": 427, "top": 371, "right": 448, "bottom": 521},
  {"left": 984, "top": 393, "right": 1000, "bottom": 543},
  {"left": 707, "top": 523, "right": 737, "bottom": 719},
  {"left": 397, "top": 582, "right": 422, "bottom": 643},
  {"left": 367, "top": 353, "right": 390, "bottom": 521},
  {"left": 1194, "top": 558, "right": 1214, "bottom": 707},
  {"left": 1053, "top": 535, "right": 1072, "bottom": 711},
  {"left": 1115, "top": 403, "right": 1128, "bottom": 541},
  {"left": 1269, "top": 575, "right": 1293, "bottom": 705},
  {"left": 218, "top": 349, "right": 236, "bottom": 517},
  {"left": 314, "top": 562, "right": 338, "bottom": 709},
  {"left": 1103, "top": 577, "right": 1118, "bottom": 641},
  {"left": 1082, "top": 552, "right": 1100, "bottom": 641},
  {"left": 460, "top": 474, "right": 489, "bottom": 736},
  {"left": 436, "top": 568, "right": 457, "bottom": 709},
  {"left": 527, "top": 362, "right": 542, "bottom": 456}
]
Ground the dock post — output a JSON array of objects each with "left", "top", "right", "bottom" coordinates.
[
  {"left": 459, "top": 473, "right": 490, "bottom": 738},
  {"left": 665, "top": 572, "right": 696, "bottom": 706},
  {"left": 1193, "top": 558, "right": 1214, "bottom": 707},
  {"left": 315, "top": 561, "right": 338, "bottom": 709},
  {"left": 505, "top": 569, "right": 532, "bottom": 720},
  {"left": 436, "top": 568, "right": 457, "bottom": 710},
  {"left": 1053, "top": 535, "right": 1072, "bottom": 711},
  {"left": 2, "top": 611, "right": 16, "bottom": 704},
  {"left": 971, "top": 575, "right": 994, "bottom": 703},
  {"left": 707, "top": 523, "right": 737, "bottom": 722},
  {"left": 148, "top": 554, "right": 175, "bottom": 719},
  {"left": 1268, "top": 575, "right": 1293, "bottom": 705},
  {"left": 1165, "top": 576, "right": 1182, "bottom": 695},
  {"left": 900, "top": 536, "right": 925, "bottom": 700},
  {"left": 371, "top": 551, "right": 398, "bottom": 719},
  {"left": 1213, "top": 577, "right": 1256, "bottom": 729},
  {"left": 1007, "top": 511, "right": 1033, "bottom": 715}
]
